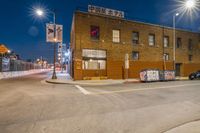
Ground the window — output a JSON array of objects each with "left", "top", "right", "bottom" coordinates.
[
  {"left": 112, "top": 30, "right": 120, "bottom": 43},
  {"left": 82, "top": 60, "right": 106, "bottom": 70},
  {"left": 82, "top": 49, "right": 106, "bottom": 58},
  {"left": 189, "top": 55, "right": 193, "bottom": 62},
  {"left": 188, "top": 39, "right": 193, "bottom": 50},
  {"left": 82, "top": 49, "right": 106, "bottom": 70},
  {"left": 132, "top": 32, "right": 139, "bottom": 44},
  {"left": 176, "top": 38, "right": 182, "bottom": 48},
  {"left": 149, "top": 34, "right": 155, "bottom": 46},
  {"left": 132, "top": 51, "right": 139, "bottom": 60},
  {"left": 90, "top": 25, "right": 100, "bottom": 40},
  {"left": 164, "top": 53, "right": 169, "bottom": 61},
  {"left": 164, "top": 36, "right": 169, "bottom": 47}
]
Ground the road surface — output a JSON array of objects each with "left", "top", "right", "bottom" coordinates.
[{"left": 0, "top": 72, "right": 200, "bottom": 133}]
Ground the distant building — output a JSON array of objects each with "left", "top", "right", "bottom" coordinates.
[
  {"left": 58, "top": 43, "right": 68, "bottom": 70},
  {"left": 70, "top": 7, "right": 200, "bottom": 80}
]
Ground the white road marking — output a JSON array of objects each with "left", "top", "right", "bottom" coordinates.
[
  {"left": 92, "top": 83, "right": 200, "bottom": 95},
  {"left": 75, "top": 85, "right": 91, "bottom": 95}
]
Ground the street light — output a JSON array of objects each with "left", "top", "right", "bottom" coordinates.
[
  {"left": 173, "top": 13, "right": 179, "bottom": 71},
  {"left": 185, "top": 0, "right": 196, "bottom": 9},
  {"left": 36, "top": 9, "right": 44, "bottom": 16},
  {"left": 172, "top": 0, "right": 197, "bottom": 73},
  {"left": 7, "top": 50, "right": 11, "bottom": 54},
  {"left": 35, "top": 8, "right": 57, "bottom": 79}
]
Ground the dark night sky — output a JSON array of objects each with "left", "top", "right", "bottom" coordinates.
[{"left": 0, "top": 0, "right": 200, "bottom": 62}]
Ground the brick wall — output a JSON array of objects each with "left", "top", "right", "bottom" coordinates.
[{"left": 71, "top": 11, "right": 200, "bottom": 80}]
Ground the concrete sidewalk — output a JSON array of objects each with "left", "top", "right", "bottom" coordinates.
[
  {"left": 176, "top": 76, "right": 189, "bottom": 81},
  {"left": 46, "top": 72, "right": 140, "bottom": 86},
  {"left": 46, "top": 72, "right": 189, "bottom": 86},
  {"left": 164, "top": 120, "right": 200, "bottom": 133}
]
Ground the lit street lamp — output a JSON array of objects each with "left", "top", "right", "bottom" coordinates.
[
  {"left": 7, "top": 50, "right": 11, "bottom": 54},
  {"left": 173, "top": 13, "right": 179, "bottom": 70},
  {"left": 185, "top": 0, "right": 196, "bottom": 9},
  {"left": 35, "top": 8, "right": 57, "bottom": 79},
  {"left": 36, "top": 9, "right": 43, "bottom": 16},
  {"left": 173, "top": 0, "right": 197, "bottom": 72}
]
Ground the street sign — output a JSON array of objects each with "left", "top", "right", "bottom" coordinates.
[
  {"left": 0, "top": 45, "right": 8, "bottom": 54},
  {"left": 125, "top": 53, "right": 129, "bottom": 69},
  {"left": 46, "top": 24, "right": 63, "bottom": 43}
]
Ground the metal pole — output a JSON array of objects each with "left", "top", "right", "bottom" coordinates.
[
  {"left": 173, "top": 15, "right": 176, "bottom": 71},
  {"left": 162, "top": 26, "right": 166, "bottom": 71},
  {"left": 52, "top": 12, "right": 57, "bottom": 79},
  {"left": 61, "top": 43, "right": 63, "bottom": 73}
]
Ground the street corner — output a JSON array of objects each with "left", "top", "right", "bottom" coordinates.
[
  {"left": 45, "top": 79, "right": 71, "bottom": 85},
  {"left": 45, "top": 78, "right": 127, "bottom": 86}
]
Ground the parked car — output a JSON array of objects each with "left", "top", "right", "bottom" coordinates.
[{"left": 189, "top": 70, "right": 200, "bottom": 80}]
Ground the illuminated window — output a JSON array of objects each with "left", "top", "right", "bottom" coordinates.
[
  {"left": 149, "top": 34, "right": 155, "bottom": 46},
  {"left": 112, "top": 30, "right": 120, "bottom": 43},
  {"left": 164, "top": 53, "right": 169, "bottom": 61},
  {"left": 82, "top": 60, "right": 106, "bottom": 70},
  {"left": 82, "top": 49, "right": 106, "bottom": 58},
  {"left": 82, "top": 49, "right": 106, "bottom": 70},
  {"left": 90, "top": 25, "right": 100, "bottom": 40},
  {"left": 164, "top": 36, "right": 169, "bottom": 47}
]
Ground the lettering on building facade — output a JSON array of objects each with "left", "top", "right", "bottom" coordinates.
[{"left": 88, "top": 5, "right": 124, "bottom": 18}]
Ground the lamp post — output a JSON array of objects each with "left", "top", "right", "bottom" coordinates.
[
  {"left": 51, "top": 11, "right": 57, "bottom": 79},
  {"left": 36, "top": 9, "right": 57, "bottom": 79},
  {"left": 173, "top": 13, "right": 179, "bottom": 71},
  {"left": 172, "top": 0, "right": 196, "bottom": 72}
]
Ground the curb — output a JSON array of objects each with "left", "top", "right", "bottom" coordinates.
[
  {"left": 124, "top": 81, "right": 141, "bottom": 84},
  {"left": 45, "top": 78, "right": 190, "bottom": 86},
  {"left": 45, "top": 79, "right": 126, "bottom": 86}
]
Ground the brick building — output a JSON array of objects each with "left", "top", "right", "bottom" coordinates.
[{"left": 70, "top": 9, "right": 200, "bottom": 80}]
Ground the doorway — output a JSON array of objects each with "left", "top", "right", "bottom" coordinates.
[{"left": 175, "top": 63, "right": 182, "bottom": 76}]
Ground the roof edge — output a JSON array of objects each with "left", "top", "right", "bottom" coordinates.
[{"left": 75, "top": 10, "right": 200, "bottom": 34}]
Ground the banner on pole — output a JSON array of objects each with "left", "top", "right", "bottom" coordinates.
[
  {"left": 46, "top": 24, "right": 63, "bottom": 43},
  {"left": 46, "top": 24, "right": 55, "bottom": 42},
  {"left": 56, "top": 25, "right": 63, "bottom": 43}
]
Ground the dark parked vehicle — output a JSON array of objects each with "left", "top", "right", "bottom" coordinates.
[{"left": 189, "top": 71, "right": 200, "bottom": 80}]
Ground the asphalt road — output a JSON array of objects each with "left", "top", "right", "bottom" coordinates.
[{"left": 0, "top": 72, "right": 200, "bottom": 133}]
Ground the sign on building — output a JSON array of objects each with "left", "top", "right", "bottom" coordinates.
[
  {"left": 88, "top": 5, "right": 124, "bottom": 19},
  {"left": 46, "top": 24, "right": 63, "bottom": 43}
]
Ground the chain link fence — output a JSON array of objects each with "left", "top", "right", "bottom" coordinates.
[{"left": 0, "top": 57, "right": 42, "bottom": 72}]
